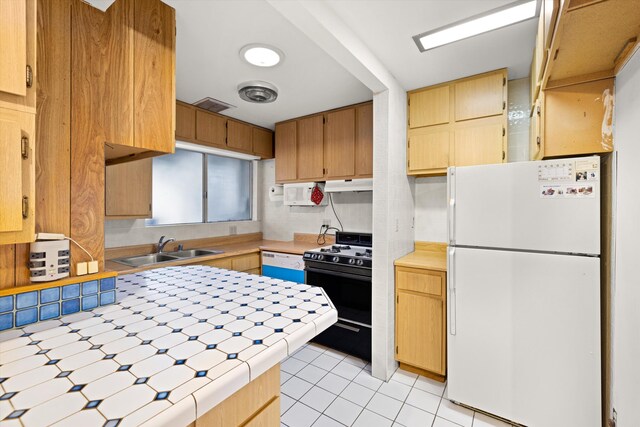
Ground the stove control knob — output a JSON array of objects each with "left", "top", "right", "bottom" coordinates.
[
  {"left": 356, "top": 259, "right": 364, "bottom": 266},
  {"left": 332, "top": 256, "right": 340, "bottom": 263},
  {"left": 317, "top": 254, "right": 324, "bottom": 261},
  {"left": 348, "top": 258, "right": 356, "bottom": 265},
  {"left": 311, "top": 254, "right": 317, "bottom": 260}
]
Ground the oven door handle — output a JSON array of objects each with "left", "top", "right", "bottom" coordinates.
[{"left": 305, "top": 266, "right": 370, "bottom": 282}]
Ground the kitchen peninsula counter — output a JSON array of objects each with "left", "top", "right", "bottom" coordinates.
[{"left": 0, "top": 265, "right": 337, "bottom": 426}]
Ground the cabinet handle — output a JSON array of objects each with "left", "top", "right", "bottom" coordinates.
[
  {"left": 22, "top": 197, "right": 29, "bottom": 219},
  {"left": 502, "top": 151, "right": 506, "bottom": 160},
  {"left": 502, "top": 101, "right": 506, "bottom": 110},
  {"left": 536, "top": 136, "right": 541, "bottom": 147},
  {"left": 21, "top": 136, "right": 29, "bottom": 159},
  {"left": 448, "top": 247, "right": 456, "bottom": 335},
  {"left": 26, "top": 65, "right": 33, "bottom": 88}
]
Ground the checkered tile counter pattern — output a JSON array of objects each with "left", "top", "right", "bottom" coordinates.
[{"left": 0, "top": 265, "right": 338, "bottom": 427}]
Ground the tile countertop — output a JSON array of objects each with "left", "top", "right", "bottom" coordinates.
[
  {"left": 0, "top": 265, "right": 337, "bottom": 427},
  {"left": 105, "top": 239, "right": 326, "bottom": 275}
]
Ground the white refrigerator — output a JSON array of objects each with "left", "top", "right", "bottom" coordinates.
[{"left": 447, "top": 156, "right": 601, "bottom": 427}]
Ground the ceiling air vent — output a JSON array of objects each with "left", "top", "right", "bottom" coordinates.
[
  {"left": 237, "top": 81, "right": 278, "bottom": 104},
  {"left": 193, "top": 97, "right": 236, "bottom": 113}
]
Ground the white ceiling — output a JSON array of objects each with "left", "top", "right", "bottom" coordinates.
[
  {"left": 86, "top": 0, "right": 537, "bottom": 129},
  {"left": 325, "top": 0, "right": 538, "bottom": 91}
]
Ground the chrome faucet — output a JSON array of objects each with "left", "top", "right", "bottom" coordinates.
[{"left": 157, "top": 236, "right": 176, "bottom": 253}]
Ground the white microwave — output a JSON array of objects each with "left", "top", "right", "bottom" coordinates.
[{"left": 283, "top": 182, "right": 327, "bottom": 206}]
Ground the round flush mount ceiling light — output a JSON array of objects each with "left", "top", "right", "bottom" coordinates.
[{"left": 240, "top": 44, "right": 284, "bottom": 67}]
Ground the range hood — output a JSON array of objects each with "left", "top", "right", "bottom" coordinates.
[{"left": 324, "top": 178, "right": 373, "bottom": 193}]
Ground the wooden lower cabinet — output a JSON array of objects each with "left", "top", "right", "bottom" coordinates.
[
  {"left": 395, "top": 266, "right": 446, "bottom": 379},
  {"left": 193, "top": 252, "right": 260, "bottom": 273},
  {"left": 193, "top": 363, "right": 279, "bottom": 426}
]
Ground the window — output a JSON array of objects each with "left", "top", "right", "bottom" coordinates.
[{"left": 146, "top": 148, "right": 253, "bottom": 226}]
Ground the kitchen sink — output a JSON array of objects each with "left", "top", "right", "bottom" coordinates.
[
  {"left": 112, "top": 253, "right": 180, "bottom": 268},
  {"left": 111, "top": 248, "right": 225, "bottom": 268},
  {"left": 168, "top": 249, "right": 224, "bottom": 258}
]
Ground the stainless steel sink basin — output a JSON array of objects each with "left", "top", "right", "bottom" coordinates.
[
  {"left": 112, "top": 253, "right": 180, "bottom": 268},
  {"left": 168, "top": 249, "right": 224, "bottom": 258},
  {"left": 111, "top": 248, "right": 225, "bottom": 267}
]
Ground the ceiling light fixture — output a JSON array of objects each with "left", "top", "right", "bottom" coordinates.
[
  {"left": 413, "top": 0, "right": 537, "bottom": 52},
  {"left": 240, "top": 44, "right": 284, "bottom": 67}
]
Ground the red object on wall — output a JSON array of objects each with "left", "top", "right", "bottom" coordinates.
[{"left": 311, "top": 184, "right": 324, "bottom": 205}]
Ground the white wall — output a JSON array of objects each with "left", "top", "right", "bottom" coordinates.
[
  {"left": 612, "top": 50, "right": 640, "bottom": 426},
  {"left": 414, "top": 79, "right": 531, "bottom": 242},
  {"left": 259, "top": 160, "right": 373, "bottom": 241}
]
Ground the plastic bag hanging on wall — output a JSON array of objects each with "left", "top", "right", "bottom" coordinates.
[{"left": 311, "top": 184, "right": 324, "bottom": 205}]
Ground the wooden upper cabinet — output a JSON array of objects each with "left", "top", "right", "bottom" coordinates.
[
  {"left": 325, "top": 108, "right": 355, "bottom": 179},
  {"left": 297, "top": 115, "right": 324, "bottom": 181},
  {"left": 454, "top": 70, "right": 506, "bottom": 121},
  {"left": 175, "top": 101, "right": 196, "bottom": 141},
  {"left": 275, "top": 121, "right": 297, "bottom": 182},
  {"left": 355, "top": 103, "right": 373, "bottom": 177},
  {"left": 133, "top": 0, "right": 175, "bottom": 154},
  {"left": 453, "top": 116, "right": 505, "bottom": 167},
  {"left": 409, "top": 85, "right": 450, "bottom": 128},
  {"left": 252, "top": 127, "right": 273, "bottom": 159},
  {"left": 196, "top": 110, "right": 226, "bottom": 148},
  {"left": 0, "top": 0, "right": 36, "bottom": 111},
  {"left": 105, "top": 158, "right": 152, "bottom": 218},
  {"left": 227, "top": 119, "right": 252, "bottom": 153},
  {"left": 0, "top": 107, "right": 35, "bottom": 244},
  {"left": 408, "top": 125, "right": 450, "bottom": 174}
]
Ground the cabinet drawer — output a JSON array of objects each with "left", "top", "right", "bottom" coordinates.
[
  {"left": 396, "top": 267, "right": 443, "bottom": 296},
  {"left": 201, "top": 258, "right": 233, "bottom": 269},
  {"left": 232, "top": 253, "right": 260, "bottom": 272}
]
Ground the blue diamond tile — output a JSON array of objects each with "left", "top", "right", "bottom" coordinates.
[
  {"left": 46, "top": 359, "right": 60, "bottom": 365},
  {"left": 157, "top": 349, "right": 168, "bottom": 355},
  {"left": 103, "top": 354, "right": 116, "bottom": 360},
  {"left": 232, "top": 332, "right": 241, "bottom": 337},
  {"left": 227, "top": 353, "right": 237, "bottom": 359},
  {"left": 141, "top": 340, "right": 152, "bottom": 345},
  {"left": 155, "top": 391, "right": 170, "bottom": 400},
  {"left": 274, "top": 328, "right": 283, "bottom": 333},
  {"left": 0, "top": 392, "right": 17, "bottom": 400},
  {"left": 188, "top": 336, "right": 198, "bottom": 341},
  {"left": 69, "top": 384, "right": 85, "bottom": 392},
  {"left": 215, "top": 325, "right": 223, "bottom": 330},
  {"left": 114, "top": 325, "right": 124, "bottom": 330},
  {"left": 126, "top": 333, "right": 136, "bottom": 337},
  {"left": 254, "top": 322, "right": 263, "bottom": 326},
  {"left": 134, "top": 377, "right": 149, "bottom": 385},
  {"left": 85, "top": 400, "right": 101, "bottom": 409},
  {"left": 117, "top": 365, "right": 132, "bottom": 371},
  {"left": 198, "top": 319, "right": 207, "bottom": 323},
  {"left": 174, "top": 359, "right": 186, "bottom": 365},
  {"left": 206, "top": 344, "right": 216, "bottom": 350},
  {"left": 253, "top": 340, "right": 263, "bottom": 345},
  {"left": 195, "top": 371, "right": 207, "bottom": 378},
  {"left": 172, "top": 329, "right": 182, "bottom": 333},
  {"left": 56, "top": 371, "right": 71, "bottom": 378},
  {"left": 104, "top": 419, "right": 121, "bottom": 427},
  {"left": 6, "top": 409, "right": 27, "bottom": 419},
  {"left": 237, "top": 316, "right": 245, "bottom": 320},
  {"left": 36, "top": 349, "right": 49, "bottom": 355}
]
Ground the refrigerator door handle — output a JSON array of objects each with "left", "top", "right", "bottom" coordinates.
[
  {"left": 448, "top": 247, "right": 456, "bottom": 336},
  {"left": 448, "top": 168, "right": 456, "bottom": 245}
]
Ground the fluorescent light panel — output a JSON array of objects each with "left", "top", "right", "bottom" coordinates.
[{"left": 414, "top": 0, "right": 537, "bottom": 52}]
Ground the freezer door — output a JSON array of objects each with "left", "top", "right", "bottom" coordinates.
[
  {"left": 447, "top": 248, "right": 601, "bottom": 427},
  {"left": 448, "top": 157, "right": 600, "bottom": 255}
]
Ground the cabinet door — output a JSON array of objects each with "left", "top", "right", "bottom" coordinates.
[
  {"left": 325, "top": 108, "right": 355, "bottom": 179},
  {"left": 196, "top": 110, "right": 226, "bottom": 148},
  {"left": 134, "top": 0, "right": 175, "bottom": 154},
  {"left": 275, "top": 121, "right": 296, "bottom": 182},
  {"left": 396, "top": 290, "right": 444, "bottom": 374},
  {"left": 297, "top": 115, "right": 324, "bottom": 181},
  {"left": 0, "top": 108, "right": 35, "bottom": 244},
  {"left": 355, "top": 103, "right": 373, "bottom": 177},
  {"left": 252, "top": 127, "right": 273, "bottom": 159},
  {"left": 227, "top": 120, "right": 253, "bottom": 153},
  {"left": 408, "top": 125, "right": 450, "bottom": 173},
  {"left": 176, "top": 102, "right": 196, "bottom": 140},
  {"left": 0, "top": 0, "right": 36, "bottom": 111},
  {"left": 409, "top": 85, "right": 450, "bottom": 128},
  {"left": 453, "top": 116, "right": 505, "bottom": 167},
  {"left": 454, "top": 71, "right": 506, "bottom": 121},
  {"left": 105, "top": 158, "right": 152, "bottom": 218}
]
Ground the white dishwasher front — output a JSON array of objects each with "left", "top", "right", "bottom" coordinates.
[{"left": 261, "top": 251, "right": 305, "bottom": 284}]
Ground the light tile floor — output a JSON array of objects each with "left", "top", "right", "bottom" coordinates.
[{"left": 280, "top": 343, "right": 517, "bottom": 427}]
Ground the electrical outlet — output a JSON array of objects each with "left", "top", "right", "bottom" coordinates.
[
  {"left": 88, "top": 261, "right": 99, "bottom": 274},
  {"left": 322, "top": 219, "right": 331, "bottom": 226},
  {"left": 229, "top": 225, "right": 237, "bottom": 235},
  {"left": 76, "top": 262, "right": 88, "bottom": 275}
]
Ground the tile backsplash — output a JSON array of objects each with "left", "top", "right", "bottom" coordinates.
[{"left": 0, "top": 277, "right": 117, "bottom": 331}]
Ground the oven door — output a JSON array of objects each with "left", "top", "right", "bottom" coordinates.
[{"left": 305, "top": 265, "right": 371, "bottom": 326}]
